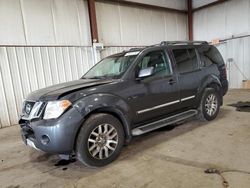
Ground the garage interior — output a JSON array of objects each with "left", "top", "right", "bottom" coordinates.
[{"left": 0, "top": 0, "right": 250, "bottom": 187}]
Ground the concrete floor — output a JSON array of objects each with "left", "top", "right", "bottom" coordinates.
[{"left": 1, "top": 90, "right": 250, "bottom": 188}]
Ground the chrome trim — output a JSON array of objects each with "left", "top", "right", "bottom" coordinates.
[
  {"left": 136, "top": 95, "right": 196, "bottom": 115},
  {"left": 181, "top": 95, "right": 195, "bottom": 102},
  {"left": 137, "top": 100, "right": 180, "bottom": 114}
]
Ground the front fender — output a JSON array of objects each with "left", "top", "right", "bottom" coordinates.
[{"left": 73, "top": 93, "right": 133, "bottom": 142}]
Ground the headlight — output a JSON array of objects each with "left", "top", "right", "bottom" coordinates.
[{"left": 43, "top": 100, "right": 72, "bottom": 120}]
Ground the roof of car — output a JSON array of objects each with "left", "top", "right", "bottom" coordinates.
[{"left": 107, "top": 41, "right": 209, "bottom": 57}]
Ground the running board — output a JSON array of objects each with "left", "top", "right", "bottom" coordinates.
[{"left": 132, "top": 110, "right": 198, "bottom": 136}]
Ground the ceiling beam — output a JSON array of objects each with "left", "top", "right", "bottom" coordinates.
[
  {"left": 96, "top": 0, "right": 187, "bottom": 14},
  {"left": 193, "top": 0, "right": 228, "bottom": 12}
]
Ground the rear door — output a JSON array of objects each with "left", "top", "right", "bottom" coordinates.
[{"left": 170, "top": 46, "right": 203, "bottom": 107}]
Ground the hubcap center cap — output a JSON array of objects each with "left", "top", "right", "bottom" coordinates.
[{"left": 96, "top": 134, "right": 107, "bottom": 147}]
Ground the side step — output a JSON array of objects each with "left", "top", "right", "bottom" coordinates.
[{"left": 132, "top": 110, "right": 198, "bottom": 136}]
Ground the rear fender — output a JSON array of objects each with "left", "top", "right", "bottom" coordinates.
[{"left": 196, "top": 74, "right": 222, "bottom": 105}]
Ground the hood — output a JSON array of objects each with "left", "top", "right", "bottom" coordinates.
[{"left": 26, "top": 79, "right": 114, "bottom": 101}]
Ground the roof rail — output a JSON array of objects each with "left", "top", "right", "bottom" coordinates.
[
  {"left": 129, "top": 47, "right": 143, "bottom": 51},
  {"left": 160, "top": 41, "right": 208, "bottom": 46}
]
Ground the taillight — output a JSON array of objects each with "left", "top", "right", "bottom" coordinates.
[{"left": 223, "top": 65, "right": 227, "bottom": 79}]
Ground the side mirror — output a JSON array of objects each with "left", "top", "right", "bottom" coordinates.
[{"left": 138, "top": 67, "right": 154, "bottom": 79}]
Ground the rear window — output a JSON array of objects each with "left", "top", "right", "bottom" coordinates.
[
  {"left": 172, "top": 48, "right": 199, "bottom": 74},
  {"left": 197, "top": 45, "right": 224, "bottom": 67}
]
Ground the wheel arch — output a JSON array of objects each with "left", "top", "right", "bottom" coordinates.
[
  {"left": 197, "top": 74, "right": 223, "bottom": 105},
  {"left": 73, "top": 94, "right": 133, "bottom": 151}
]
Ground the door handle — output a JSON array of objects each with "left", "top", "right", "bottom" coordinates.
[{"left": 168, "top": 79, "right": 176, "bottom": 85}]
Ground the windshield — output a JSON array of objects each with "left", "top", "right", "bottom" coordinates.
[{"left": 83, "top": 53, "right": 138, "bottom": 79}]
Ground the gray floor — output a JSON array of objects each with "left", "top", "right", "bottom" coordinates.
[{"left": 1, "top": 90, "right": 250, "bottom": 188}]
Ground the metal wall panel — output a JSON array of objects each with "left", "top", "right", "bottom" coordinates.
[
  {"left": 215, "top": 37, "right": 250, "bottom": 88},
  {"left": 193, "top": 0, "right": 250, "bottom": 41},
  {"left": 96, "top": 1, "right": 188, "bottom": 46},
  {"left": 0, "top": 0, "right": 91, "bottom": 46},
  {"left": 0, "top": 46, "right": 94, "bottom": 128},
  {"left": 193, "top": 0, "right": 250, "bottom": 88},
  {"left": 125, "top": 0, "right": 187, "bottom": 10},
  {"left": 0, "top": 0, "right": 26, "bottom": 44},
  {"left": 192, "top": 0, "right": 217, "bottom": 9}
]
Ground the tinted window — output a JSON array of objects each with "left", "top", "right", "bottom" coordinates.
[
  {"left": 137, "top": 50, "right": 171, "bottom": 78},
  {"left": 197, "top": 45, "right": 224, "bottom": 67},
  {"left": 172, "top": 48, "right": 198, "bottom": 73}
]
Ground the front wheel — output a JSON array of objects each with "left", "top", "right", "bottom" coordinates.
[
  {"left": 76, "top": 113, "right": 124, "bottom": 167},
  {"left": 197, "top": 88, "right": 220, "bottom": 121}
]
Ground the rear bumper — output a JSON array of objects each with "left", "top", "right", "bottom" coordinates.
[{"left": 20, "top": 107, "right": 84, "bottom": 154}]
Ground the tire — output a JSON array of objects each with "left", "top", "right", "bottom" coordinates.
[
  {"left": 197, "top": 88, "right": 220, "bottom": 121},
  {"left": 76, "top": 113, "right": 124, "bottom": 167}
]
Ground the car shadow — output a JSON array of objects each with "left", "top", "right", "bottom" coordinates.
[{"left": 29, "top": 107, "right": 231, "bottom": 179}]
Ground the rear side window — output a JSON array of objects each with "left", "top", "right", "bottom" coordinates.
[
  {"left": 197, "top": 45, "right": 224, "bottom": 67},
  {"left": 172, "top": 48, "right": 199, "bottom": 74}
]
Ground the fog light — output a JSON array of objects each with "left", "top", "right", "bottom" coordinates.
[{"left": 41, "top": 135, "right": 50, "bottom": 145}]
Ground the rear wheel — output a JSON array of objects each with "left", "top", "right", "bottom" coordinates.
[
  {"left": 197, "top": 88, "right": 220, "bottom": 121},
  {"left": 76, "top": 113, "right": 124, "bottom": 167}
]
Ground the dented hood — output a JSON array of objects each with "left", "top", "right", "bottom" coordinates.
[{"left": 26, "top": 79, "right": 114, "bottom": 101}]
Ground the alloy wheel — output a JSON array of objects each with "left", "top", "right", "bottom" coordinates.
[{"left": 87, "top": 124, "right": 118, "bottom": 160}]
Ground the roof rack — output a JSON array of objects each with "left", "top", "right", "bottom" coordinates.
[
  {"left": 128, "top": 47, "right": 144, "bottom": 51},
  {"left": 160, "top": 41, "right": 208, "bottom": 46}
]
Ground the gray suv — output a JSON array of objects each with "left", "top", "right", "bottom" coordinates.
[{"left": 19, "top": 41, "right": 228, "bottom": 167}]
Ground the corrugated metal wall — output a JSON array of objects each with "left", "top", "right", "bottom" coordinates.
[
  {"left": 193, "top": 0, "right": 250, "bottom": 88},
  {"left": 192, "top": 0, "right": 217, "bottom": 9},
  {"left": 215, "top": 37, "right": 250, "bottom": 88},
  {"left": 0, "top": 0, "right": 91, "bottom": 46},
  {"left": 0, "top": 0, "right": 94, "bottom": 128},
  {"left": 0, "top": 46, "right": 94, "bottom": 128},
  {"left": 96, "top": 1, "right": 188, "bottom": 46},
  {"left": 125, "top": 0, "right": 187, "bottom": 10}
]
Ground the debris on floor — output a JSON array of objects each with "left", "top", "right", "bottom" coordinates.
[
  {"left": 54, "top": 158, "right": 76, "bottom": 166},
  {"left": 228, "top": 101, "right": 250, "bottom": 112},
  {"left": 54, "top": 158, "right": 76, "bottom": 171},
  {"left": 204, "top": 168, "right": 229, "bottom": 188}
]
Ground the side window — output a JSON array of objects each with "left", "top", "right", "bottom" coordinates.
[
  {"left": 197, "top": 45, "right": 224, "bottom": 67},
  {"left": 172, "top": 48, "right": 199, "bottom": 74},
  {"left": 137, "top": 50, "right": 171, "bottom": 78}
]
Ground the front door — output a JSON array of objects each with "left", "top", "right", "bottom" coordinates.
[{"left": 129, "top": 49, "right": 180, "bottom": 124}]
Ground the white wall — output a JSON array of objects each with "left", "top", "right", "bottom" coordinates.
[
  {"left": 96, "top": 1, "right": 188, "bottom": 46},
  {"left": 0, "top": 0, "right": 93, "bottom": 128},
  {"left": 125, "top": 0, "right": 187, "bottom": 10},
  {"left": 193, "top": 0, "right": 250, "bottom": 88},
  {"left": 192, "top": 0, "right": 217, "bottom": 9},
  {"left": 0, "top": 46, "right": 94, "bottom": 128},
  {"left": 0, "top": 0, "right": 91, "bottom": 45}
]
